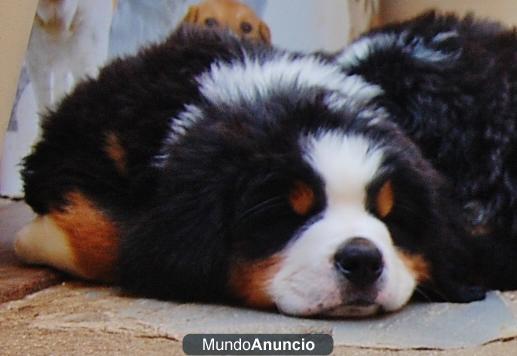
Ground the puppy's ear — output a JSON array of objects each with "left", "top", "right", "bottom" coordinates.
[
  {"left": 183, "top": 5, "right": 200, "bottom": 24},
  {"left": 417, "top": 274, "right": 486, "bottom": 303},
  {"left": 416, "top": 219, "right": 487, "bottom": 303},
  {"left": 258, "top": 21, "right": 271, "bottom": 44}
]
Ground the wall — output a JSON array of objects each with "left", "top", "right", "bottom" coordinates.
[
  {"left": 0, "top": 0, "right": 38, "bottom": 157},
  {"left": 263, "top": 0, "right": 350, "bottom": 52},
  {"left": 263, "top": 0, "right": 378, "bottom": 52}
]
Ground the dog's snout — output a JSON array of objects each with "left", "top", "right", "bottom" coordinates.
[{"left": 334, "top": 237, "right": 383, "bottom": 287}]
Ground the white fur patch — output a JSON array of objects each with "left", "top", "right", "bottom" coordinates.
[
  {"left": 323, "top": 75, "right": 383, "bottom": 113},
  {"left": 152, "top": 104, "right": 204, "bottom": 167},
  {"left": 268, "top": 132, "right": 416, "bottom": 316},
  {"left": 198, "top": 54, "right": 382, "bottom": 110},
  {"left": 166, "top": 104, "right": 203, "bottom": 145},
  {"left": 303, "top": 132, "right": 384, "bottom": 206},
  {"left": 337, "top": 33, "right": 398, "bottom": 69},
  {"left": 336, "top": 31, "right": 460, "bottom": 69}
]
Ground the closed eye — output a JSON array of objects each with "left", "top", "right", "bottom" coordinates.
[{"left": 235, "top": 195, "right": 285, "bottom": 223}]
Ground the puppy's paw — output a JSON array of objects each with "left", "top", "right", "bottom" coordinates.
[
  {"left": 13, "top": 216, "right": 77, "bottom": 274},
  {"left": 14, "top": 222, "right": 42, "bottom": 264}
]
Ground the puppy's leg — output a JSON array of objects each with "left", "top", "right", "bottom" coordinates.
[{"left": 14, "top": 192, "right": 119, "bottom": 282}]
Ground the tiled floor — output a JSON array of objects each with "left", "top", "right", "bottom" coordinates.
[{"left": 1, "top": 200, "right": 517, "bottom": 355}]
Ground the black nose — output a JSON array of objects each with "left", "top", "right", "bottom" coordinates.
[{"left": 334, "top": 237, "right": 383, "bottom": 287}]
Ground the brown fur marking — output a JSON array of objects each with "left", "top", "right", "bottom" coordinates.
[
  {"left": 229, "top": 255, "right": 282, "bottom": 309},
  {"left": 398, "top": 251, "right": 430, "bottom": 283},
  {"left": 50, "top": 192, "right": 119, "bottom": 281},
  {"left": 105, "top": 132, "right": 127, "bottom": 174},
  {"left": 376, "top": 180, "right": 394, "bottom": 218},
  {"left": 289, "top": 181, "right": 315, "bottom": 216}
]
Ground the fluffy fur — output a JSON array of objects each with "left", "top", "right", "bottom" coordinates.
[
  {"left": 335, "top": 11, "right": 517, "bottom": 291},
  {"left": 15, "top": 12, "right": 517, "bottom": 317}
]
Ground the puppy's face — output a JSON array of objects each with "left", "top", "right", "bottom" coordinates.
[
  {"left": 183, "top": 0, "right": 271, "bottom": 43},
  {"left": 225, "top": 121, "right": 484, "bottom": 317}
]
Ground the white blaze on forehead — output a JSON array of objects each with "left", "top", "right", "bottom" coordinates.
[
  {"left": 303, "top": 132, "right": 384, "bottom": 206},
  {"left": 197, "top": 54, "right": 382, "bottom": 109}
]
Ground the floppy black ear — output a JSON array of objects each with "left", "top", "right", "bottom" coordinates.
[
  {"left": 417, "top": 249, "right": 487, "bottom": 303},
  {"left": 391, "top": 154, "right": 487, "bottom": 304},
  {"left": 117, "top": 184, "right": 231, "bottom": 302},
  {"left": 414, "top": 195, "right": 487, "bottom": 303}
]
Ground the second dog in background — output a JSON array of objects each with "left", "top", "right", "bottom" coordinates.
[{"left": 182, "top": 0, "right": 271, "bottom": 44}]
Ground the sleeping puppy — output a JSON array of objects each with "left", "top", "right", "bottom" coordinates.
[
  {"left": 17, "top": 15, "right": 507, "bottom": 318},
  {"left": 182, "top": 0, "right": 271, "bottom": 44}
]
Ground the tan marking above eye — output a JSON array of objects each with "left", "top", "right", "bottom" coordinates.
[
  {"left": 289, "top": 181, "right": 315, "bottom": 216},
  {"left": 376, "top": 180, "right": 394, "bottom": 218}
]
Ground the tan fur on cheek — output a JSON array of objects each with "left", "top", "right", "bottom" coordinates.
[
  {"left": 398, "top": 251, "right": 430, "bottom": 283},
  {"left": 51, "top": 192, "right": 119, "bottom": 281},
  {"left": 229, "top": 255, "right": 283, "bottom": 309}
]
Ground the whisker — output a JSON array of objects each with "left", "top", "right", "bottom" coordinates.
[
  {"left": 415, "top": 285, "right": 451, "bottom": 303},
  {"left": 413, "top": 286, "right": 433, "bottom": 302}
]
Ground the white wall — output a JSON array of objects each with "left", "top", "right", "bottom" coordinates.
[{"left": 263, "top": 0, "right": 350, "bottom": 52}]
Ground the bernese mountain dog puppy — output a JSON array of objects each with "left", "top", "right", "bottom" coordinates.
[{"left": 14, "top": 12, "right": 517, "bottom": 317}]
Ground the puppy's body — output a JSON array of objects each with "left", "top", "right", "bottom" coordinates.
[{"left": 16, "top": 13, "right": 517, "bottom": 317}]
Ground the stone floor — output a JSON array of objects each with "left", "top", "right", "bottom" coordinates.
[{"left": 1, "top": 200, "right": 517, "bottom": 355}]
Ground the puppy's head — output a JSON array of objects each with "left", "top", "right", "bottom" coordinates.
[
  {"left": 183, "top": 0, "right": 271, "bottom": 43},
  {"left": 126, "top": 53, "right": 484, "bottom": 317}
]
